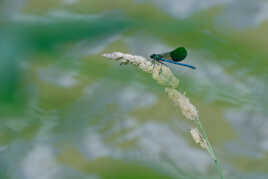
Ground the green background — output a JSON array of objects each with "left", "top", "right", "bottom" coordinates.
[{"left": 0, "top": 0, "right": 268, "bottom": 178}]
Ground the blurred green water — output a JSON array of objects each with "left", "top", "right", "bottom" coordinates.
[{"left": 1, "top": 0, "right": 268, "bottom": 179}]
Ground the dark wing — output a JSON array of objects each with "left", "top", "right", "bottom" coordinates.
[{"left": 170, "top": 47, "right": 187, "bottom": 61}]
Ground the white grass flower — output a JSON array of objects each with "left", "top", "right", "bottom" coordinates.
[
  {"left": 102, "top": 52, "right": 179, "bottom": 88},
  {"left": 103, "top": 52, "right": 153, "bottom": 73},
  {"left": 190, "top": 128, "right": 208, "bottom": 150},
  {"left": 165, "top": 88, "right": 198, "bottom": 121}
]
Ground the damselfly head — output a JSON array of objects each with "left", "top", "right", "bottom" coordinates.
[{"left": 150, "top": 54, "right": 158, "bottom": 60}]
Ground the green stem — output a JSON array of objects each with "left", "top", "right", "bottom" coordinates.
[{"left": 195, "top": 119, "right": 223, "bottom": 179}]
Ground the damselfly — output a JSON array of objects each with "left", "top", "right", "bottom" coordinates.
[{"left": 150, "top": 47, "right": 196, "bottom": 70}]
